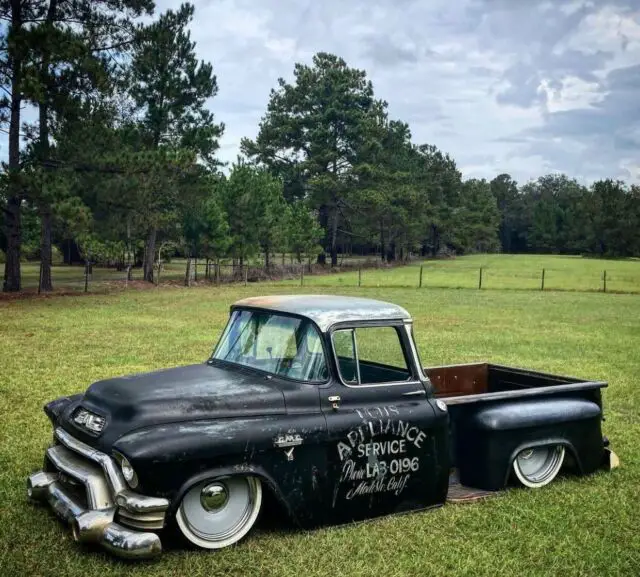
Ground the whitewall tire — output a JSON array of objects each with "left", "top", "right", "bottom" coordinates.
[
  {"left": 176, "top": 476, "right": 262, "bottom": 549},
  {"left": 513, "top": 445, "right": 565, "bottom": 488}
]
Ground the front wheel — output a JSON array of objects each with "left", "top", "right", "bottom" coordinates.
[
  {"left": 512, "top": 445, "right": 565, "bottom": 488},
  {"left": 176, "top": 476, "right": 262, "bottom": 549}
]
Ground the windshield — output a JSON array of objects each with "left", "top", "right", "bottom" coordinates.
[{"left": 212, "top": 309, "right": 328, "bottom": 382}]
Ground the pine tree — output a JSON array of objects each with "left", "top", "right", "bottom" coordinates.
[
  {"left": 127, "top": 2, "right": 223, "bottom": 282},
  {"left": 242, "top": 53, "right": 383, "bottom": 266}
]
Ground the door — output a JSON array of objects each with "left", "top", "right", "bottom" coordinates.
[{"left": 320, "top": 322, "right": 449, "bottom": 523}]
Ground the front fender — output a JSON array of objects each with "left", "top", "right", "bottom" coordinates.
[
  {"left": 167, "top": 464, "right": 297, "bottom": 524},
  {"left": 44, "top": 394, "right": 82, "bottom": 426},
  {"left": 113, "top": 414, "right": 328, "bottom": 526}
]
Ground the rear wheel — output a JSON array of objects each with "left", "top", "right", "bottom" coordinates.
[
  {"left": 513, "top": 445, "right": 565, "bottom": 488},
  {"left": 176, "top": 476, "right": 262, "bottom": 549}
]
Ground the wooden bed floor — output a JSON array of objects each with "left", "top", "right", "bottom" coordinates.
[{"left": 446, "top": 469, "right": 498, "bottom": 503}]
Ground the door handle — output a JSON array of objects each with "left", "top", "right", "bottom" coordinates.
[
  {"left": 403, "top": 390, "right": 426, "bottom": 396},
  {"left": 328, "top": 395, "right": 341, "bottom": 410}
]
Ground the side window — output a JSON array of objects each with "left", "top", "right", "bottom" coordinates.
[
  {"left": 332, "top": 326, "right": 412, "bottom": 385},
  {"left": 333, "top": 329, "right": 358, "bottom": 383},
  {"left": 356, "top": 327, "right": 411, "bottom": 383}
]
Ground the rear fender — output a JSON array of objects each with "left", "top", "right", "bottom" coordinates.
[{"left": 456, "top": 397, "right": 603, "bottom": 490}]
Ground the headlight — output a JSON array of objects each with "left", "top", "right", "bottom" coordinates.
[{"left": 113, "top": 452, "right": 139, "bottom": 489}]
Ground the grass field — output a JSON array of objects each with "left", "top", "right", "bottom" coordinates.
[
  {"left": 17, "top": 253, "right": 640, "bottom": 294},
  {"left": 17, "top": 254, "right": 377, "bottom": 291},
  {"left": 1, "top": 260, "right": 639, "bottom": 576},
  {"left": 19, "top": 259, "right": 193, "bottom": 290},
  {"left": 287, "top": 254, "right": 640, "bottom": 293}
]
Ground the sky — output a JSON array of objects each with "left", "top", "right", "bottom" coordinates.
[
  {"left": 154, "top": 0, "right": 640, "bottom": 184},
  {"left": 3, "top": 0, "right": 639, "bottom": 185}
]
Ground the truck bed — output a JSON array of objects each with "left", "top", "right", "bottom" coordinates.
[
  {"left": 425, "top": 363, "right": 608, "bottom": 489},
  {"left": 424, "top": 362, "right": 606, "bottom": 405}
]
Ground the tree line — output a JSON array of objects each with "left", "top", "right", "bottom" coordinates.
[{"left": 1, "top": 2, "right": 639, "bottom": 292}]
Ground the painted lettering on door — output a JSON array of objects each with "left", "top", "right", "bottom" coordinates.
[{"left": 335, "top": 405, "right": 427, "bottom": 501}]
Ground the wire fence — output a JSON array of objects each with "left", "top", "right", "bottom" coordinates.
[{"left": 11, "top": 259, "right": 640, "bottom": 296}]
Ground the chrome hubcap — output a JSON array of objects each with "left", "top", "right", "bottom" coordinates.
[
  {"left": 200, "top": 482, "right": 229, "bottom": 511},
  {"left": 514, "top": 445, "right": 565, "bottom": 487},
  {"left": 176, "top": 476, "right": 262, "bottom": 549}
]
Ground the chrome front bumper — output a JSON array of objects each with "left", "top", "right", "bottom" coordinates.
[{"left": 27, "top": 428, "right": 169, "bottom": 560}]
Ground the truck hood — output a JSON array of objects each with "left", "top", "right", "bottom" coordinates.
[{"left": 60, "top": 363, "right": 287, "bottom": 449}]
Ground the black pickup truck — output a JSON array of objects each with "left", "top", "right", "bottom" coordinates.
[{"left": 27, "top": 295, "right": 616, "bottom": 559}]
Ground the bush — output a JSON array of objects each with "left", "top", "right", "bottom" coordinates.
[
  {"left": 17, "top": 244, "right": 64, "bottom": 264},
  {"left": 20, "top": 242, "right": 39, "bottom": 262},
  {"left": 51, "top": 245, "right": 63, "bottom": 265}
]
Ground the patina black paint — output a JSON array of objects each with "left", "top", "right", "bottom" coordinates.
[{"left": 32, "top": 295, "right": 613, "bottom": 557}]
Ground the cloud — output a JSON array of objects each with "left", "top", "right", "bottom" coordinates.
[
  {"left": 513, "top": 62, "right": 640, "bottom": 180},
  {"left": 3, "top": 0, "right": 636, "bottom": 185},
  {"left": 362, "top": 35, "right": 419, "bottom": 68}
]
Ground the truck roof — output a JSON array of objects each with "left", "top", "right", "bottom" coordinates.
[{"left": 232, "top": 294, "right": 412, "bottom": 331}]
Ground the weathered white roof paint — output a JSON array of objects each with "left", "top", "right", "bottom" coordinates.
[{"left": 232, "top": 295, "right": 412, "bottom": 332}]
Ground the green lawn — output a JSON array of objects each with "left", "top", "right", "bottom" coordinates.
[
  {"left": 20, "top": 259, "right": 192, "bottom": 290},
  {"left": 18, "top": 253, "right": 640, "bottom": 294},
  {"left": 1, "top": 273, "right": 639, "bottom": 576},
  {"left": 291, "top": 254, "right": 640, "bottom": 293},
  {"left": 17, "top": 254, "right": 378, "bottom": 291}
]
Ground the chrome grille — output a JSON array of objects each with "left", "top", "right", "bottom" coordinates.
[{"left": 49, "top": 428, "right": 168, "bottom": 530}]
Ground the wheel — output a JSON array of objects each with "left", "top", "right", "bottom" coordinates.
[
  {"left": 512, "top": 445, "right": 565, "bottom": 488},
  {"left": 175, "top": 476, "right": 262, "bottom": 549}
]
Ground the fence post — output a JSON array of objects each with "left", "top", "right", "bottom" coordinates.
[
  {"left": 215, "top": 263, "right": 220, "bottom": 286},
  {"left": 358, "top": 267, "right": 361, "bottom": 287},
  {"left": 603, "top": 270, "right": 607, "bottom": 293},
  {"left": 478, "top": 267, "right": 483, "bottom": 290},
  {"left": 244, "top": 265, "right": 248, "bottom": 287},
  {"left": 541, "top": 268, "right": 545, "bottom": 291},
  {"left": 300, "top": 266, "right": 304, "bottom": 287},
  {"left": 419, "top": 265, "right": 423, "bottom": 288},
  {"left": 84, "top": 260, "right": 89, "bottom": 293},
  {"left": 184, "top": 258, "right": 190, "bottom": 287}
]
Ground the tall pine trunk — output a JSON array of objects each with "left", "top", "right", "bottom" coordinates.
[
  {"left": 143, "top": 228, "right": 157, "bottom": 283},
  {"left": 40, "top": 211, "right": 53, "bottom": 291},
  {"left": 3, "top": 0, "right": 23, "bottom": 292},
  {"left": 330, "top": 205, "right": 338, "bottom": 267},
  {"left": 3, "top": 196, "right": 21, "bottom": 292},
  {"left": 430, "top": 224, "right": 440, "bottom": 257},
  {"left": 184, "top": 256, "right": 192, "bottom": 287},
  {"left": 36, "top": 0, "right": 57, "bottom": 293},
  {"left": 387, "top": 242, "right": 396, "bottom": 262},
  {"left": 317, "top": 204, "right": 328, "bottom": 264}
]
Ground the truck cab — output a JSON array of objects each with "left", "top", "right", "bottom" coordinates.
[{"left": 27, "top": 295, "right": 613, "bottom": 560}]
